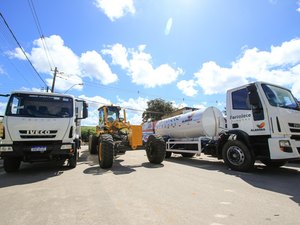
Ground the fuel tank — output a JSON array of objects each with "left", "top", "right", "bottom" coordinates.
[{"left": 155, "top": 107, "right": 225, "bottom": 138}]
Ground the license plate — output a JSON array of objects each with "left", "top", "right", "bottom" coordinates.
[{"left": 31, "top": 146, "right": 47, "bottom": 152}]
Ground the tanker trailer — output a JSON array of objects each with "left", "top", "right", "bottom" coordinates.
[{"left": 155, "top": 107, "right": 226, "bottom": 158}]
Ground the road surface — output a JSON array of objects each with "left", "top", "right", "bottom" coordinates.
[{"left": 0, "top": 145, "right": 299, "bottom": 225}]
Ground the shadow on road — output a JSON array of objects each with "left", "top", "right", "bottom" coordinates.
[
  {"left": 0, "top": 160, "right": 69, "bottom": 188},
  {"left": 166, "top": 155, "right": 300, "bottom": 205},
  {"left": 83, "top": 159, "right": 164, "bottom": 176}
]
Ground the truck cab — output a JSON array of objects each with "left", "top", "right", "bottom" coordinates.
[
  {"left": 0, "top": 91, "right": 88, "bottom": 172},
  {"left": 224, "top": 82, "right": 300, "bottom": 168}
]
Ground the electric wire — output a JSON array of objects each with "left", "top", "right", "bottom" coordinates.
[
  {"left": 0, "top": 12, "right": 48, "bottom": 88},
  {"left": 27, "top": 0, "right": 55, "bottom": 70}
]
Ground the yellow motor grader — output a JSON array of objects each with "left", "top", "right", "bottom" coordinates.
[{"left": 88, "top": 105, "right": 165, "bottom": 169}]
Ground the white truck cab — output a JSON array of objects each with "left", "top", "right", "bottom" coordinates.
[
  {"left": 0, "top": 91, "right": 88, "bottom": 172},
  {"left": 221, "top": 82, "right": 300, "bottom": 170}
]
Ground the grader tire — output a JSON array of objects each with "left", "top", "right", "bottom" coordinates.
[
  {"left": 88, "top": 135, "right": 98, "bottom": 155},
  {"left": 146, "top": 135, "right": 166, "bottom": 164},
  {"left": 98, "top": 134, "right": 114, "bottom": 169}
]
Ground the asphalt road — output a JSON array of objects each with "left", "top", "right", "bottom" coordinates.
[{"left": 0, "top": 145, "right": 300, "bottom": 225}]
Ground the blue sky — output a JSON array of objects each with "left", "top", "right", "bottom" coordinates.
[{"left": 1, "top": 0, "right": 300, "bottom": 125}]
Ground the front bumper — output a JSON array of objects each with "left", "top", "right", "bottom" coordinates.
[{"left": 0, "top": 141, "right": 75, "bottom": 162}]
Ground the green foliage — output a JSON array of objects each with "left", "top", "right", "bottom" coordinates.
[
  {"left": 142, "top": 98, "right": 176, "bottom": 122},
  {"left": 81, "top": 126, "right": 96, "bottom": 142}
]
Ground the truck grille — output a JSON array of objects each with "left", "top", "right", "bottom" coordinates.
[
  {"left": 19, "top": 130, "right": 57, "bottom": 139},
  {"left": 288, "top": 123, "right": 300, "bottom": 133}
]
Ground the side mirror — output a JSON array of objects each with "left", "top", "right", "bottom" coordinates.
[
  {"left": 82, "top": 102, "right": 88, "bottom": 119},
  {"left": 247, "top": 85, "right": 260, "bottom": 107}
]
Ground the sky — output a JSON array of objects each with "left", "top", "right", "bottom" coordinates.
[{"left": 0, "top": 0, "right": 300, "bottom": 125}]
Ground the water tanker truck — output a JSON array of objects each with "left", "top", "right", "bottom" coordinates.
[{"left": 150, "top": 81, "right": 300, "bottom": 171}]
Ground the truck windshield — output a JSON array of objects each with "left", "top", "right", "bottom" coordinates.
[
  {"left": 5, "top": 93, "right": 73, "bottom": 118},
  {"left": 262, "top": 84, "right": 299, "bottom": 110}
]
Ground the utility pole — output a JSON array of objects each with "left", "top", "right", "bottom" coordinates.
[{"left": 51, "top": 67, "right": 58, "bottom": 93}]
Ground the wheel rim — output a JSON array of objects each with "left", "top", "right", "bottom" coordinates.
[
  {"left": 227, "top": 146, "right": 245, "bottom": 166},
  {"left": 98, "top": 143, "right": 102, "bottom": 161}
]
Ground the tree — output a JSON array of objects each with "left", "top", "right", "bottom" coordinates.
[{"left": 142, "top": 98, "right": 176, "bottom": 122}]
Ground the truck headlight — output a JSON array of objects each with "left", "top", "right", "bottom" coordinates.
[
  {"left": 61, "top": 144, "right": 72, "bottom": 150},
  {"left": 279, "top": 140, "right": 292, "bottom": 153},
  {"left": 0, "top": 146, "right": 13, "bottom": 152}
]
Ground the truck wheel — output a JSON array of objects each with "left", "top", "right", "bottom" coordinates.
[
  {"left": 3, "top": 157, "right": 21, "bottom": 173},
  {"left": 260, "top": 159, "right": 287, "bottom": 168},
  {"left": 88, "top": 135, "right": 98, "bottom": 155},
  {"left": 222, "top": 140, "right": 254, "bottom": 172},
  {"left": 68, "top": 149, "right": 77, "bottom": 168},
  {"left": 165, "top": 151, "right": 172, "bottom": 158},
  {"left": 181, "top": 153, "right": 195, "bottom": 158},
  {"left": 98, "top": 134, "right": 114, "bottom": 169},
  {"left": 146, "top": 135, "right": 166, "bottom": 164}
]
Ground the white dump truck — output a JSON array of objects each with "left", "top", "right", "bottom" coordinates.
[
  {"left": 149, "top": 82, "right": 300, "bottom": 171},
  {"left": 0, "top": 91, "right": 88, "bottom": 172}
]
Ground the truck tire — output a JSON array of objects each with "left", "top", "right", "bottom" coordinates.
[
  {"left": 3, "top": 157, "right": 21, "bottom": 173},
  {"left": 146, "top": 135, "right": 166, "bottom": 164},
  {"left": 68, "top": 149, "right": 78, "bottom": 168},
  {"left": 222, "top": 140, "right": 254, "bottom": 172},
  {"left": 181, "top": 153, "right": 195, "bottom": 158},
  {"left": 165, "top": 151, "right": 172, "bottom": 158},
  {"left": 88, "top": 135, "right": 98, "bottom": 155},
  {"left": 98, "top": 134, "right": 114, "bottom": 169},
  {"left": 260, "top": 159, "right": 287, "bottom": 168}
]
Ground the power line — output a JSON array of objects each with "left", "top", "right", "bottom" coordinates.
[
  {"left": 0, "top": 12, "right": 48, "bottom": 89},
  {"left": 27, "top": 0, "right": 55, "bottom": 70}
]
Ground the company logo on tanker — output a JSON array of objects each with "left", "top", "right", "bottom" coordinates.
[{"left": 182, "top": 112, "right": 195, "bottom": 123}]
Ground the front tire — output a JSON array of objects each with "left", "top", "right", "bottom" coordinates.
[
  {"left": 222, "top": 140, "right": 254, "bottom": 172},
  {"left": 146, "top": 135, "right": 166, "bottom": 164},
  {"left": 98, "top": 134, "right": 114, "bottom": 169},
  {"left": 3, "top": 157, "right": 21, "bottom": 173},
  {"left": 88, "top": 135, "right": 98, "bottom": 154}
]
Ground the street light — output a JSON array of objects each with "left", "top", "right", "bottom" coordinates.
[{"left": 63, "top": 83, "right": 83, "bottom": 94}]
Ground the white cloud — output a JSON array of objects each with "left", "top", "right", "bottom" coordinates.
[
  {"left": 0, "top": 65, "right": 4, "bottom": 74},
  {"left": 0, "top": 102, "right": 7, "bottom": 115},
  {"left": 7, "top": 35, "right": 118, "bottom": 92},
  {"left": 192, "top": 38, "right": 300, "bottom": 97},
  {"left": 80, "top": 50, "right": 118, "bottom": 85},
  {"left": 165, "top": 17, "right": 173, "bottom": 36},
  {"left": 78, "top": 95, "right": 112, "bottom": 126},
  {"left": 94, "top": 0, "right": 135, "bottom": 21},
  {"left": 116, "top": 96, "right": 148, "bottom": 125},
  {"left": 176, "top": 80, "right": 198, "bottom": 97},
  {"left": 102, "top": 43, "right": 129, "bottom": 69},
  {"left": 297, "top": 1, "right": 300, "bottom": 12},
  {"left": 103, "top": 44, "right": 183, "bottom": 88}
]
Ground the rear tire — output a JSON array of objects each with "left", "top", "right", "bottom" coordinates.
[
  {"left": 222, "top": 140, "right": 254, "bottom": 172},
  {"left": 146, "top": 135, "right": 166, "bottom": 164},
  {"left": 181, "top": 153, "right": 195, "bottom": 158},
  {"left": 261, "top": 159, "right": 287, "bottom": 168},
  {"left": 3, "top": 157, "right": 21, "bottom": 173},
  {"left": 165, "top": 151, "right": 172, "bottom": 158},
  {"left": 88, "top": 135, "right": 98, "bottom": 154},
  {"left": 68, "top": 149, "right": 77, "bottom": 168},
  {"left": 98, "top": 134, "right": 114, "bottom": 169}
]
